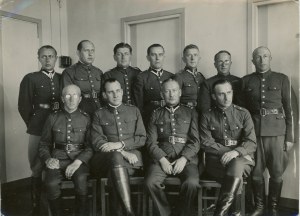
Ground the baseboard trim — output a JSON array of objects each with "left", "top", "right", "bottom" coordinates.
[{"left": 280, "top": 197, "right": 299, "bottom": 210}]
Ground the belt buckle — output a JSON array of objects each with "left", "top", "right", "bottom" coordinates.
[
  {"left": 92, "top": 91, "right": 97, "bottom": 99},
  {"left": 53, "top": 102, "right": 59, "bottom": 110},
  {"left": 260, "top": 108, "right": 267, "bottom": 117},
  {"left": 272, "top": 109, "right": 278, "bottom": 114},
  {"left": 169, "top": 136, "right": 175, "bottom": 145},
  {"left": 66, "top": 144, "right": 73, "bottom": 152}
]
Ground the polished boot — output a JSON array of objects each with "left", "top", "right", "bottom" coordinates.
[
  {"left": 48, "top": 198, "right": 61, "bottom": 216},
  {"left": 111, "top": 165, "right": 135, "bottom": 216},
  {"left": 229, "top": 194, "right": 242, "bottom": 216},
  {"left": 75, "top": 195, "right": 88, "bottom": 216},
  {"left": 213, "top": 176, "right": 241, "bottom": 216},
  {"left": 250, "top": 180, "right": 265, "bottom": 216},
  {"left": 31, "top": 176, "right": 42, "bottom": 216},
  {"left": 268, "top": 180, "right": 283, "bottom": 216}
]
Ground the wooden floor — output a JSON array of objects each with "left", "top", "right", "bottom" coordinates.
[{"left": 1, "top": 178, "right": 299, "bottom": 216}]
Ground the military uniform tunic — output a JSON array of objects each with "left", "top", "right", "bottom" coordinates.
[
  {"left": 39, "top": 109, "right": 92, "bottom": 199},
  {"left": 103, "top": 66, "right": 141, "bottom": 104},
  {"left": 144, "top": 105, "right": 200, "bottom": 216},
  {"left": 198, "top": 73, "right": 241, "bottom": 113},
  {"left": 18, "top": 71, "right": 61, "bottom": 136},
  {"left": 199, "top": 104, "right": 256, "bottom": 181},
  {"left": 238, "top": 70, "right": 294, "bottom": 181},
  {"left": 175, "top": 67, "right": 205, "bottom": 107},
  {"left": 90, "top": 104, "right": 146, "bottom": 175},
  {"left": 133, "top": 68, "right": 173, "bottom": 127},
  {"left": 62, "top": 62, "right": 103, "bottom": 116}
]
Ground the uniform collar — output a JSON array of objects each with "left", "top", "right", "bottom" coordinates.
[
  {"left": 107, "top": 103, "right": 124, "bottom": 113},
  {"left": 116, "top": 65, "right": 129, "bottom": 74},
  {"left": 149, "top": 67, "right": 163, "bottom": 77},
  {"left": 256, "top": 69, "right": 271, "bottom": 78},
  {"left": 184, "top": 66, "right": 197, "bottom": 75},
  {"left": 77, "top": 61, "right": 92, "bottom": 70},
  {"left": 217, "top": 72, "right": 231, "bottom": 78},
  {"left": 63, "top": 108, "right": 80, "bottom": 118},
  {"left": 165, "top": 104, "right": 180, "bottom": 113},
  {"left": 42, "top": 70, "right": 55, "bottom": 79},
  {"left": 214, "top": 104, "right": 233, "bottom": 114}
]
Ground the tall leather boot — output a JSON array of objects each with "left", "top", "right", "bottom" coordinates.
[
  {"left": 48, "top": 198, "right": 61, "bottom": 216},
  {"left": 213, "top": 176, "right": 241, "bottom": 216},
  {"left": 75, "top": 195, "right": 88, "bottom": 216},
  {"left": 229, "top": 194, "right": 242, "bottom": 216},
  {"left": 250, "top": 180, "right": 265, "bottom": 216},
  {"left": 268, "top": 179, "right": 283, "bottom": 216},
  {"left": 111, "top": 165, "right": 135, "bottom": 216},
  {"left": 31, "top": 176, "right": 42, "bottom": 216}
]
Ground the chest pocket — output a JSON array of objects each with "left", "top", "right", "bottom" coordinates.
[
  {"left": 53, "top": 128, "right": 64, "bottom": 141},
  {"left": 228, "top": 123, "right": 243, "bottom": 138},
  {"left": 267, "top": 86, "right": 280, "bottom": 91},
  {"left": 176, "top": 118, "right": 190, "bottom": 133},
  {"left": 35, "top": 83, "right": 51, "bottom": 96},
  {"left": 123, "top": 117, "right": 137, "bottom": 133},
  {"left": 155, "top": 121, "right": 166, "bottom": 135},
  {"left": 73, "top": 127, "right": 87, "bottom": 143},
  {"left": 74, "top": 71, "right": 89, "bottom": 81}
]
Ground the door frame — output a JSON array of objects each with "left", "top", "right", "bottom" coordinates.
[
  {"left": 121, "top": 8, "right": 185, "bottom": 69},
  {"left": 247, "top": 0, "right": 296, "bottom": 73},
  {"left": 0, "top": 10, "right": 42, "bottom": 182}
]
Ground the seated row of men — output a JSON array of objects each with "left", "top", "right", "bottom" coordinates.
[
  {"left": 39, "top": 78, "right": 255, "bottom": 216},
  {"left": 18, "top": 41, "right": 293, "bottom": 216}
]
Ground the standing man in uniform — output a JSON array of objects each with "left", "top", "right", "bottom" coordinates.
[
  {"left": 198, "top": 50, "right": 241, "bottom": 113},
  {"left": 62, "top": 40, "right": 103, "bottom": 116},
  {"left": 90, "top": 78, "right": 146, "bottom": 216},
  {"left": 103, "top": 42, "right": 141, "bottom": 105},
  {"left": 144, "top": 78, "right": 200, "bottom": 216},
  {"left": 199, "top": 79, "right": 256, "bottom": 216},
  {"left": 18, "top": 45, "right": 61, "bottom": 215},
  {"left": 133, "top": 43, "right": 173, "bottom": 127},
  {"left": 175, "top": 44, "right": 205, "bottom": 108},
  {"left": 39, "top": 85, "right": 93, "bottom": 216},
  {"left": 239, "top": 46, "right": 294, "bottom": 216}
]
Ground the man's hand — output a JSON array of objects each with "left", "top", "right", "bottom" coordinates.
[
  {"left": 65, "top": 159, "right": 82, "bottom": 179},
  {"left": 285, "top": 141, "right": 294, "bottom": 151},
  {"left": 220, "top": 150, "right": 239, "bottom": 166},
  {"left": 121, "top": 151, "right": 138, "bottom": 165},
  {"left": 99, "top": 142, "right": 122, "bottom": 152},
  {"left": 159, "top": 157, "right": 173, "bottom": 175},
  {"left": 45, "top": 158, "right": 59, "bottom": 169},
  {"left": 172, "top": 156, "right": 187, "bottom": 175}
]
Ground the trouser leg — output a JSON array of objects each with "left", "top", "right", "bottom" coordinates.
[{"left": 144, "top": 163, "right": 171, "bottom": 216}]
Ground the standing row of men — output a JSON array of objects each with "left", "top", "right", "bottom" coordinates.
[{"left": 18, "top": 40, "right": 294, "bottom": 216}]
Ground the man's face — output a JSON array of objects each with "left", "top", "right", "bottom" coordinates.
[
  {"left": 182, "top": 48, "right": 200, "bottom": 69},
  {"left": 147, "top": 46, "right": 165, "bottom": 69},
  {"left": 62, "top": 86, "right": 82, "bottom": 113},
  {"left": 114, "top": 47, "right": 131, "bottom": 68},
  {"left": 103, "top": 81, "right": 123, "bottom": 106},
  {"left": 252, "top": 47, "right": 272, "bottom": 72},
  {"left": 38, "top": 48, "right": 57, "bottom": 71},
  {"left": 77, "top": 41, "right": 95, "bottom": 65},
  {"left": 214, "top": 52, "right": 232, "bottom": 75},
  {"left": 161, "top": 81, "right": 181, "bottom": 107},
  {"left": 212, "top": 82, "right": 233, "bottom": 109}
]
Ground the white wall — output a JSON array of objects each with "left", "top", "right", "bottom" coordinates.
[{"left": 66, "top": 0, "right": 248, "bottom": 77}]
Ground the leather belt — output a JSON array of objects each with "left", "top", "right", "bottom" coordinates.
[
  {"left": 183, "top": 101, "right": 197, "bottom": 107},
  {"left": 216, "top": 139, "right": 239, "bottom": 147},
  {"left": 82, "top": 91, "right": 99, "bottom": 99},
  {"left": 158, "top": 136, "right": 187, "bottom": 145},
  {"left": 150, "top": 100, "right": 166, "bottom": 107},
  {"left": 39, "top": 102, "right": 59, "bottom": 110},
  {"left": 253, "top": 108, "right": 283, "bottom": 117},
  {"left": 54, "top": 143, "right": 84, "bottom": 152}
]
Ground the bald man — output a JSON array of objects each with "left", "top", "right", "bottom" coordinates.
[
  {"left": 39, "top": 85, "right": 93, "bottom": 216},
  {"left": 238, "top": 47, "right": 294, "bottom": 216}
]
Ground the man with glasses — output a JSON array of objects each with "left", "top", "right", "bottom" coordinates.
[
  {"left": 62, "top": 40, "right": 103, "bottom": 116},
  {"left": 39, "top": 84, "right": 93, "bottom": 216},
  {"left": 198, "top": 50, "right": 241, "bottom": 113},
  {"left": 103, "top": 42, "right": 141, "bottom": 105},
  {"left": 18, "top": 45, "right": 61, "bottom": 216}
]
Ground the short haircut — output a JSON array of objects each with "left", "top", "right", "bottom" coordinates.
[
  {"left": 161, "top": 76, "right": 181, "bottom": 90},
  {"left": 113, "top": 42, "right": 132, "bottom": 54},
  {"left": 214, "top": 50, "right": 231, "bottom": 62},
  {"left": 212, "top": 79, "right": 232, "bottom": 94},
  {"left": 77, "top": 40, "right": 94, "bottom": 51},
  {"left": 37, "top": 45, "right": 57, "bottom": 57},
  {"left": 62, "top": 84, "right": 81, "bottom": 96},
  {"left": 147, "top": 44, "right": 165, "bottom": 55},
  {"left": 183, "top": 44, "right": 199, "bottom": 55},
  {"left": 102, "top": 78, "right": 121, "bottom": 92},
  {"left": 252, "top": 46, "right": 271, "bottom": 58}
]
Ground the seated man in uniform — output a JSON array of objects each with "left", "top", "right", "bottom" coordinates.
[
  {"left": 199, "top": 79, "right": 256, "bottom": 216},
  {"left": 144, "top": 77, "right": 200, "bottom": 216},
  {"left": 90, "top": 78, "right": 146, "bottom": 216},
  {"left": 39, "top": 84, "right": 93, "bottom": 216}
]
